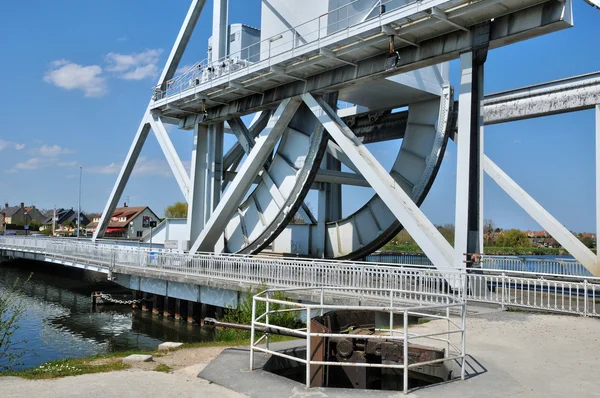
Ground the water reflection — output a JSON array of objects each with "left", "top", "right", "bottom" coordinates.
[{"left": 0, "top": 259, "right": 214, "bottom": 370}]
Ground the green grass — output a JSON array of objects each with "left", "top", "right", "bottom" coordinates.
[
  {"left": 153, "top": 364, "right": 172, "bottom": 373},
  {"left": 0, "top": 334, "right": 299, "bottom": 380},
  {"left": 2, "top": 358, "right": 129, "bottom": 380}
]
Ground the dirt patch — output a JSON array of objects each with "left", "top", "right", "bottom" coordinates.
[{"left": 121, "top": 346, "right": 230, "bottom": 373}]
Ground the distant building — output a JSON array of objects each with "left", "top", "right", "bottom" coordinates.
[
  {"left": 86, "top": 205, "right": 159, "bottom": 239},
  {"left": 1, "top": 203, "right": 45, "bottom": 228},
  {"left": 41, "top": 208, "right": 90, "bottom": 235}
]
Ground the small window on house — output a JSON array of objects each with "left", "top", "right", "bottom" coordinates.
[
  {"left": 137, "top": 231, "right": 143, "bottom": 238},
  {"left": 230, "top": 33, "right": 237, "bottom": 42}
]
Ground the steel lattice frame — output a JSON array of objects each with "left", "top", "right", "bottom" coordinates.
[{"left": 92, "top": 0, "right": 600, "bottom": 277}]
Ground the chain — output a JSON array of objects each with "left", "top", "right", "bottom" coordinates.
[{"left": 98, "top": 293, "right": 143, "bottom": 305}]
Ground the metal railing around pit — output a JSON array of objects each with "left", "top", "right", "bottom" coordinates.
[{"left": 250, "top": 286, "right": 467, "bottom": 394}]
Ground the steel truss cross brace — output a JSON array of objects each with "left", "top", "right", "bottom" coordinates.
[
  {"left": 302, "top": 93, "right": 456, "bottom": 271},
  {"left": 189, "top": 97, "right": 302, "bottom": 253}
]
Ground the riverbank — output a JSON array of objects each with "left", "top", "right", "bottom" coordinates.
[{"left": 1, "top": 311, "right": 599, "bottom": 397}]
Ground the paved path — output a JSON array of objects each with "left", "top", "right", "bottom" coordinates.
[{"left": 2, "top": 310, "right": 599, "bottom": 397}]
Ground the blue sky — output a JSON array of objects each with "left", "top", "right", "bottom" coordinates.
[{"left": 0, "top": 1, "right": 598, "bottom": 233}]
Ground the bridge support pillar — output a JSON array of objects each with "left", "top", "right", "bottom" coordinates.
[
  {"left": 163, "top": 296, "right": 172, "bottom": 317},
  {"left": 187, "top": 301, "right": 197, "bottom": 324},
  {"left": 174, "top": 299, "right": 183, "bottom": 321},
  {"left": 152, "top": 295, "right": 163, "bottom": 316},
  {"left": 454, "top": 23, "right": 489, "bottom": 270},
  {"left": 132, "top": 290, "right": 140, "bottom": 310}
]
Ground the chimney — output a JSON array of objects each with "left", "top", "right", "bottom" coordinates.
[
  {"left": 4, "top": 203, "right": 7, "bottom": 209},
  {"left": 124, "top": 202, "right": 128, "bottom": 208},
  {"left": 20, "top": 202, "right": 24, "bottom": 208}
]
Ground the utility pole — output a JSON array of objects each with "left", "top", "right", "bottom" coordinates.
[{"left": 77, "top": 166, "right": 82, "bottom": 239}]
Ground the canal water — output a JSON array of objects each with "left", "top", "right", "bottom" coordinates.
[{"left": 0, "top": 259, "right": 215, "bottom": 371}]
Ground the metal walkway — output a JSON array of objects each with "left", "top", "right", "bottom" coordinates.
[{"left": 1, "top": 237, "right": 598, "bottom": 317}]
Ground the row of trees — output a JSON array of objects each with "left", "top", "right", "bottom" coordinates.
[{"left": 391, "top": 222, "right": 540, "bottom": 249}]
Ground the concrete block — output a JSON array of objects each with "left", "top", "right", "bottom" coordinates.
[
  {"left": 158, "top": 342, "right": 184, "bottom": 351},
  {"left": 123, "top": 354, "right": 153, "bottom": 363}
]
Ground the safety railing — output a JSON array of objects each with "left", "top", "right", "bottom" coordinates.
[
  {"left": 1, "top": 236, "right": 598, "bottom": 317},
  {"left": 152, "top": 0, "right": 417, "bottom": 101},
  {"left": 367, "top": 253, "right": 593, "bottom": 277},
  {"left": 250, "top": 286, "right": 467, "bottom": 394},
  {"left": 0, "top": 236, "right": 465, "bottom": 302},
  {"left": 467, "top": 270, "right": 600, "bottom": 317},
  {"left": 480, "top": 255, "right": 592, "bottom": 277}
]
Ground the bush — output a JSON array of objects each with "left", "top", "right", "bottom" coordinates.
[{"left": 217, "top": 284, "right": 300, "bottom": 341}]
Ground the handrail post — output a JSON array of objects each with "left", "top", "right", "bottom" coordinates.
[
  {"left": 501, "top": 272, "right": 506, "bottom": 310},
  {"left": 265, "top": 291, "right": 270, "bottom": 349},
  {"left": 583, "top": 279, "right": 588, "bottom": 317},
  {"left": 306, "top": 307, "right": 311, "bottom": 388},
  {"left": 403, "top": 309, "right": 409, "bottom": 394},
  {"left": 250, "top": 296, "right": 257, "bottom": 370}
]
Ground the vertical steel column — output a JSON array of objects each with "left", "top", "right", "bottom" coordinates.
[
  {"left": 454, "top": 24, "right": 489, "bottom": 269},
  {"left": 188, "top": 124, "right": 209, "bottom": 244},
  {"left": 211, "top": 0, "right": 228, "bottom": 64},
  {"left": 191, "top": 0, "right": 227, "bottom": 252},
  {"left": 317, "top": 92, "right": 340, "bottom": 257}
]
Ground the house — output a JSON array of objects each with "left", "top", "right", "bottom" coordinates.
[
  {"left": 86, "top": 204, "right": 159, "bottom": 239},
  {"left": 1, "top": 202, "right": 46, "bottom": 227},
  {"left": 42, "top": 208, "right": 90, "bottom": 235}
]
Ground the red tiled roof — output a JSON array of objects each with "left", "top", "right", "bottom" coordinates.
[{"left": 86, "top": 206, "right": 152, "bottom": 229}]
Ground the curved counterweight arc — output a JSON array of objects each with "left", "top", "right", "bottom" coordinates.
[
  {"left": 221, "top": 103, "right": 328, "bottom": 254},
  {"left": 323, "top": 86, "right": 453, "bottom": 259}
]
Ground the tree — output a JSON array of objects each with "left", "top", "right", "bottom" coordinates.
[
  {"left": 0, "top": 276, "right": 30, "bottom": 371},
  {"left": 484, "top": 219, "right": 495, "bottom": 246},
  {"left": 61, "top": 220, "right": 75, "bottom": 230},
  {"left": 164, "top": 202, "right": 188, "bottom": 218},
  {"left": 578, "top": 235, "right": 595, "bottom": 249},
  {"left": 495, "top": 229, "right": 529, "bottom": 248}
]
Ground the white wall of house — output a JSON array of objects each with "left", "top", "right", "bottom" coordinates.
[
  {"left": 128, "top": 208, "right": 159, "bottom": 239},
  {"left": 141, "top": 219, "right": 189, "bottom": 251}
]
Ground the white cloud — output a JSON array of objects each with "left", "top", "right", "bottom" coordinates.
[
  {"left": 12, "top": 158, "right": 44, "bottom": 171},
  {"left": 44, "top": 60, "right": 106, "bottom": 97},
  {"left": 36, "top": 144, "right": 74, "bottom": 157},
  {"left": 88, "top": 156, "right": 172, "bottom": 177},
  {"left": 105, "top": 49, "right": 163, "bottom": 80},
  {"left": 7, "top": 155, "right": 77, "bottom": 173},
  {"left": 0, "top": 139, "right": 26, "bottom": 151}
]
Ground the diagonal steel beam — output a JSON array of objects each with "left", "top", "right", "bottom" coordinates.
[
  {"left": 484, "top": 156, "right": 598, "bottom": 276},
  {"left": 302, "top": 93, "right": 455, "bottom": 271},
  {"left": 158, "top": 0, "right": 207, "bottom": 87},
  {"left": 148, "top": 115, "right": 191, "bottom": 202},
  {"left": 94, "top": 0, "right": 207, "bottom": 241},
  {"left": 189, "top": 97, "right": 302, "bottom": 252},
  {"left": 93, "top": 122, "right": 151, "bottom": 240}
]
